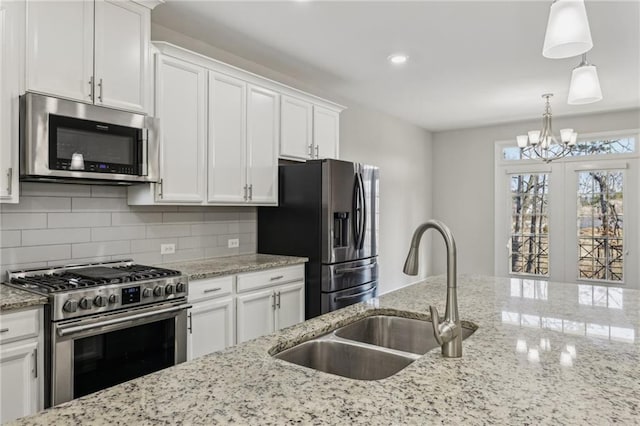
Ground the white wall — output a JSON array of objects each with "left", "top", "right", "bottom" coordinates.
[
  {"left": 431, "top": 109, "right": 640, "bottom": 276},
  {"left": 150, "top": 24, "right": 433, "bottom": 293}
]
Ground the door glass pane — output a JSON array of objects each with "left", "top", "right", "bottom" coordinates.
[
  {"left": 73, "top": 319, "right": 175, "bottom": 399},
  {"left": 509, "top": 174, "right": 549, "bottom": 276},
  {"left": 577, "top": 171, "right": 624, "bottom": 282}
]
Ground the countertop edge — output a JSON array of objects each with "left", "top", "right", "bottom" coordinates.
[{"left": 0, "top": 284, "right": 48, "bottom": 313}]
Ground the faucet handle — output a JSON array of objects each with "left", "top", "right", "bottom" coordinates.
[{"left": 429, "top": 305, "right": 444, "bottom": 345}]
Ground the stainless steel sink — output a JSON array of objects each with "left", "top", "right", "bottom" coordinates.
[
  {"left": 335, "top": 315, "right": 476, "bottom": 355},
  {"left": 274, "top": 339, "right": 416, "bottom": 380},
  {"left": 273, "top": 314, "right": 477, "bottom": 380}
]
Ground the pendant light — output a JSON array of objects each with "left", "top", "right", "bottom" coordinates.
[
  {"left": 543, "top": 0, "right": 593, "bottom": 59},
  {"left": 568, "top": 53, "right": 603, "bottom": 105}
]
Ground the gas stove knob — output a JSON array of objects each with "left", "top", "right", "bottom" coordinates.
[
  {"left": 165, "top": 284, "right": 175, "bottom": 295},
  {"left": 108, "top": 294, "right": 118, "bottom": 304},
  {"left": 93, "top": 295, "right": 107, "bottom": 308},
  {"left": 142, "top": 288, "right": 152, "bottom": 298},
  {"left": 153, "top": 286, "right": 163, "bottom": 297},
  {"left": 176, "top": 282, "right": 186, "bottom": 293},
  {"left": 63, "top": 299, "right": 78, "bottom": 313},
  {"left": 79, "top": 297, "right": 91, "bottom": 310}
]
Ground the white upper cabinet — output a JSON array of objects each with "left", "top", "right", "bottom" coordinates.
[
  {"left": 94, "top": 0, "right": 149, "bottom": 113},
  {"left": 25, "top": 0, "right": 94, "bottom": 103},
  {"left": 1, "top": 0, "right": 20, "bottom": 203},
  {"left": 246, "top": 84, "right": 279, "bottom": 204},
  {"left": 313, "top": 106, "right": 340, "bottom": 160},
  {"left": 208, "top": 72, "right": 247, "bottom": 203},
  {"left": 155, "top": 55, "right": 207, "bottom": 203},
  {"left": 25, "top": 0, "right": 152, "bottom": 113},
  {"left": 280, "top": 95, "right": 313, "bottom": 161}
]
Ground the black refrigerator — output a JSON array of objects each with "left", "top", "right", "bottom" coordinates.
[{"left": 258, "top": 159, "right": 379, "bottom": 319}]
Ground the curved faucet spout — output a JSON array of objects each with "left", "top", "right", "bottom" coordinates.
[{"left": 403, "top": 220, "right": 462, "bottom": 358}]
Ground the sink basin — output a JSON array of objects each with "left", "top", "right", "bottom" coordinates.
[
  {"left": 274, "top": 339, "right": 416, "bottom": 380},
  {"left": 335, "top": 315, "right": 476, "bottom": 355}
]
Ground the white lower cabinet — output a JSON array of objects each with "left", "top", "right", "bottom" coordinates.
[
  {"left": 236, "top": 288, "right": 276, "bottom": 343},
  {"left": 187, "top": 297, "right": 234, "bottom": 361},
  {"left": 0, "top": 308, "right": 42, "bottom": 423},
  {"left": 274, "top": 281, "right": 305, "bottom": 331}
]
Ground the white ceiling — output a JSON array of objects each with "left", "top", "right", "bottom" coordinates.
[{"left": 152, "top": 1, "right": 640, "bottom": 132}]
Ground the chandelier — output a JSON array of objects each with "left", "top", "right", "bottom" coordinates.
[{"left": 516, "top": 94, "right": 578, "bottom": 163}]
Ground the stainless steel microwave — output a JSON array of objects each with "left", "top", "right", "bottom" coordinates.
[{"left": 20, "top": 93, "right": 159, "bottom": 184}]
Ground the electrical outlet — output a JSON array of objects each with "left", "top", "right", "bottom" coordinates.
[
  {"left": 228, "top": 238, "right": 239, "bottom": 248},
  {"left": 161, "top": 243, "right": 176, "bottom": 255}
]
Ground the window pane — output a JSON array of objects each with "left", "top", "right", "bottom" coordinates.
[
  {"left": 503, "top": 137, "right": 636, "bottom": 161},
  {"left": 510, "top": 173, "right": 549, "bottom": 276},
  {"left": 577, "top": 170, "right": 624, "bottom": 282}
]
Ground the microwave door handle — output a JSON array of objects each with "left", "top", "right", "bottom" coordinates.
[{"left": 141, "top": 130, "right": 148, "bottom": 176}]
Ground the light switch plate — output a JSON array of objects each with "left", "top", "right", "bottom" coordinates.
[
  {"left": 161, "top": 243, "right": 176, "bottom": 254},
  {"left": 228, "top": 238, "right": 239, "bottom": 248}
]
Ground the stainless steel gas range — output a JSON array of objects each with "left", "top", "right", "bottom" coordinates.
[{"left": 7, "top": 260, "right": 189, "bottom": 407}]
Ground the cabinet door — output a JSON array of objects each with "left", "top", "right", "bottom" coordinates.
[
  {"left": 25, "top": 0, "right": 94, "bottom": 103},
  {"left": 275, "top": 281, "right": 305, "bottom": 331},
  {"left": 187, "top": 297, "right": 234, "bottom": 361},
  {"left": 0, "top": 340, "right": 38, "bottom": 423},
  {"left": 280, "top": 95, "right": 313, "bottom": 161},
  {"left": 236, "top": 289, "right": 275, "bottom": 344},
  {"left": 155, "top": 55, "right": 206, "bottom": 203},
  {"left": 313, "top": 106, "right": 340, "bottom": 160},
  {"left": 246, "top": 84, "right": 279, "bottom": 204},
  {"left": 94, "top": 0, "right": 149, "bottom": 113},
  {"left": 208, "top": 72, "right": 247, "bottom": 203},
  {"left": 0, "top": 4, "right": 17, "bottom": 203}
]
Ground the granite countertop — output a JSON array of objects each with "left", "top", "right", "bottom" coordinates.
[
  {"left": 11, "top": 275, "right": 639, "bottom": 425},
  {"left": 0, "top": 284, "right": 48, "bottom": 313},
  {"left": 158, "top": 253, "right": 308, "bottom": 280}
]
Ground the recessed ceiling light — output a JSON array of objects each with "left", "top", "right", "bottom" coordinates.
[{"left": 388, "top": 54, "right": 409, "bottom": 65}]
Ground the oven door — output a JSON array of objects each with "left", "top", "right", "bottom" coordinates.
[{"left": 50, "top": 301, "right": 188, "bottom": 407}]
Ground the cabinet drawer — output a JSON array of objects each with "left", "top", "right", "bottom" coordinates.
[
  {"left": 0, "top": 308, "right": 39, "bottom": 344},
  {"left": 237, "top": 265, "right": 304, "bottom": 293},
  {"left": 188, "top": 276, "right": 234, "bottom": 302}
]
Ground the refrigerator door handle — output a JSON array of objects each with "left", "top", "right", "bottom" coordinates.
[
  {"left": 352, "top": 174, "right": 361, "bottom": 249},
  {"left": 357, "top": 172, "right": 367, "bottom": 250}
]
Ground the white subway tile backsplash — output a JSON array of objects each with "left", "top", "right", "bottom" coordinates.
[
  {"left": 72, "top": 197, "right": 129, "bottom": 212},
  {"left": 131, "top": 238, "right": 178, "bottom": 254},
  {"left": 112, "top": 212, "right": 163, "bottom": 226},
  {"left": 22, "top": 228, "right": 91, "bottom": 246},
  {"left": 21, "top": 182, "right": 91, "bottom": 198},
  {"left": 91, "top": 226, "right": 146, "bottom": 242},
  {"left": 0, "top": 184, "right": 256, "bottom": 269},
  {"left": 1, "top": 245, "right": 71, "bottom": 264},
  {"left": 48, "top": 213, "right": 111, "bottom": 228},
  {"left": 1, "top": 261, "right": 49, "bottom": 278},
  {"left": 0, "top": 196, "right": 70, "bottom": 213},
  {"left": 0, "top": 213, "right": 48, "bottom": 230},
  {"left": 90, "top": 186, "right": 127, "bottom": 198},
  {"left": 72, "top": 241, "right": 130, "bottom": 258},
  {"left": 0, "top": 231, "right": 21, "bottom": 248},
  {"left": 146, "top": 224, "right": 191, "bottom": 238}
]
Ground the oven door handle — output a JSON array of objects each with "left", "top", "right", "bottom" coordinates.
[{"left": 57, "top": 304, "right": 191, "bottom": 337}]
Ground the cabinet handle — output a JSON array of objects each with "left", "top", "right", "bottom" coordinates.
[
  {"left": 243, "top": 185, "right": 248, "bottom": 201},
  {"left": 33, "top": 348, "right": 38, "bottom": 378},
  {"left": 248, "top": 184, "right": 253, "bottom": 201},
  {"left": 270, "top": 275, "right": 284, "bottom": 281},
  {"left": 203, "top": 287, "right": 222, "bottom": 294},
  {"left": 315, "top": 145, "right": 319, "bottom": 159},
  {"left": 89, "top": 76, "right": 94, "bottom": 101},
  {"left": 308, "top": 144, "right": 313, "bottom": 158},
  {"left": 188, "top": 312, "right": 193, "bottom": 334},
  {"left": 271, "top": 293, "right": 276, "bottom": 311},
  {"left": 98, "top": 78, "right": 103, "bottom": 102},
  {"left": 6, "top": 168, "right": 12, "bottom": 195},
  {"left": 0, "top": 328, "right": 9, "bottom": 333},
  {"left": 276, "top": 291, "right": 281, "bottom": 309},
  {"left": 157, "top": 178, "right": 163, "bottom": 199}
]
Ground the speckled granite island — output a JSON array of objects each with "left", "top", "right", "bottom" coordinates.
[
  {"left": 158, "top": 253, "right": 308, "bottom": 281},
  {"left": 0, "top": 284, "right": 48, "bottom": 312},
  {"left": 10, "top": 275, "right": 639, "bottom": 425}
]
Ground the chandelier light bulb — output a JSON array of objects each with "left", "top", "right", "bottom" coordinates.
[
  {"left": 568, "top": 56, "right": 603, "bottom": 105},
  {"left": 543, "top": 0, "right": 593, "bottom": 59},
  {"left": 517, "top": 135, "right": 529, "bottom": 148},
  {"left": 528, "top": 130, "right": 541, "bottom": 146},
  {"left": 569, "top": 132, "right": 578, "bottom": 146},
  {"left": 560, "top": 128, "right": 574, "bottom": 143}
]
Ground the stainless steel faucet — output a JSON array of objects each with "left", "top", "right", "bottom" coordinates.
[{"left": 403, "top": 220, "right": 462, "bottom": 358}]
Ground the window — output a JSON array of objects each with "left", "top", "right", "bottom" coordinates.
[
  {"left": 509, "top": 173, "right": 549, "bottom": 276},
  {"left": 577, "top": 170, "right": 624, "bottom": 282},
  {"left": 502, "top": 137, "right": 636, "bottom": 161}
]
